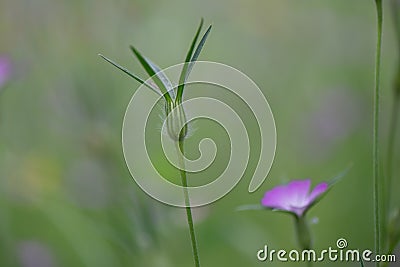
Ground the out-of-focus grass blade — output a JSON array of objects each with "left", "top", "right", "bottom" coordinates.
[
  {"left": 98, "top": 54, "right": 161, "bottom": 96},
  {"left": 236, "top": 204, "right": 265, "bottom": 211},
  {"left": 327, "top": 163, "right": 353, "bottom": 187},
  {"left": 391, "top": 0, "right": 400, "bottom": 44},
  {"left": 305, "top": 165, "right": 353, "bottom": 215},
  {"left": 39, "top": 201, "right": 119, "bottom": 267},
  {"left": 176, "top": 19, "right": 204, "bottom": 101},
  {"left": 130, "top": 46, "right": 172, "bottom": 102},
  {"left": 236, "top": 204, "right": 295, "bottom": 217},
  {"left": 359, "top": 258, "right": 365, "bottom": 267}
]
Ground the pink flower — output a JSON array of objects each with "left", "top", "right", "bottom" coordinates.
[
  {"left": 0, "top": 56, "right": 12, "bottom": 88},
  {"left": 261, "top": 179, "right": 328, "bottom": 217}
]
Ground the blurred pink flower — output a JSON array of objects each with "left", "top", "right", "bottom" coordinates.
[
  {"left": 261, "top": 179, "right": 328, "bottom": 217},
  {"left": 18, "top": 241, "right": 56, "bottom": 267},
  {"left": 0, "top": 56, "right": 12, "bottom": 88},
  {"left": 302, "top": 89, "right": 365, "bottom": 160}
]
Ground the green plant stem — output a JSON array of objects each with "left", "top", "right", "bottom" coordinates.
[
  {"left": 386, "top": 95, "right": 399, "bottom": 209},
  {"left": 176, "top": 141, "right": 201, "bottom": 267},
  {"left": 374, "top": 0, "right": 383, "bottom": 265},
  {"left": 294, "top": 216, "right": 313, "bottom": 267},
  {"left": 382, "top": 98, "right": 400, "bottom": 267}
]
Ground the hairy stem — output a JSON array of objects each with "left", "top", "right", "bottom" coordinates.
[
  {"left": 176, "top": 141, "right": 201, "bottom": 267},
  {"left": 373, "top": 0, "right": 383, "bottom": 264}
]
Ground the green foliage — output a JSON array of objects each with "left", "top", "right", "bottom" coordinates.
[
  {"left": 177, "top": 19, "right": 212, "bottom": 102},
  {"left": 0, "top": 1, "right": 398, "bottom": 267}
]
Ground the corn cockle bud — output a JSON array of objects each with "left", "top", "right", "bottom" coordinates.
[
  {"left": 165, "top": 99, "right": 188, "bottom": 141},
  {"left": 99, "top": 19, "right": 211, "bottom": 143}
]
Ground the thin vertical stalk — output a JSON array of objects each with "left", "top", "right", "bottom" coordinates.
[
  {"left": 387, "top": 95, "right": 399, "bottom": 208},
  {"left": 373, "top": 0, "right": 383, "bottom": 264},
  {"left": 294, "top": 216, "right": 313, "bottom": 267},
  {"left": 387, "top": 0, "right": 400, "bottom": 214},
  {"left": 176, "top": 141, "right": 201, "bottom": 267},
  {"left": 384, "top": 0, "right": 400, "bottom": 257}
]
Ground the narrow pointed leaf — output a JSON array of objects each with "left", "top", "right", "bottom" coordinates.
[
  {"left": 186, "top": 24, "right": 212, "bottom": 77},
  {"left": 130, "top": 46, "right": 172, "bottom": 102},
  {"left": 144, "top": 56, "right": 175, "bottom": 99},
  {"left": 176, "top": 19, "right": 204, "bottom": 101},
  {"left": 185, "top": 18, "right": 204, "bottom": 64},
  {"left": 237, "top": 204, "right": 295, "bottom": 217},
  {"left": 177, "top": 24, "right": 212, "bottom": 102},
  {"left": 304, "top": 165, "right": 352, "bottom": 215},
  {"left": 192, "top": 25, "right": 212, "bottom": 61},
  {"left": 98, "top": 54, "right": 161, "bottom": 95},
  {"left": 327, "top": 164, "right": 353, "bottom": 187},
  {"left": 176, "top": 20, "right": 210, "bottom": 101},
  {"left": 236, "top": 204, "right": 265, "bottom": 211}
]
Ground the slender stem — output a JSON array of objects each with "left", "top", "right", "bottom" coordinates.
[
  {"left": 294, "top": 216, "right": 313, "bottom": 267},
  {"left": 176, "top": 141, "right": 201, "bottom": 267},
  {"left": 386, "top": 95, "right": 399, "bottom": 209},
  {"left": 383, "top": 99, "right": 400, "bottom": 267},
  {"left": 373, "top": 0, "right": 383, "bottom": 264}
]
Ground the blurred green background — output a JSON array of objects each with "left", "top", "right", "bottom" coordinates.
[{"left": 0, "top": 0, "right": 399, "bottom": 266}]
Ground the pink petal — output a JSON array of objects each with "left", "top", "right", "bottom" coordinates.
[
  {"left": 286, "top": 179, "right": 311, "bottom": 206},
  {"left": 261, "top": 179, "right": 311, "bottom": 212},
  {"left": 261, "top": 179, "right": 328, "bottom": 216},
  {"left": 308, "top": 182, "right": 328, "bottom": 203},
  {"left": 261, "top": 185, "right": 291, "bottom": 210}
]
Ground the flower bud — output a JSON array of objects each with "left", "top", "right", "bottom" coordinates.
[{"left": 165, "top": 100, "right": 188, "bottom": 141}]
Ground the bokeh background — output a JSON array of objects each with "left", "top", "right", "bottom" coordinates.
[{"left": 0, "top": 0, "right": 399, "bottom": 266}]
